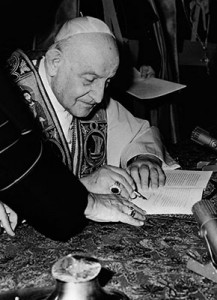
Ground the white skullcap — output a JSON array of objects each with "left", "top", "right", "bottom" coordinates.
[{"left": 55, "top": 16, "right": 115, "bottom": 42}]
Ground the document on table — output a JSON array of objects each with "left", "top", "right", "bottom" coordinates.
[
  {"left": 132, "top": 170, "right": 213, "bottom": 214},
  {"left": 126, "top": 68, "right": 186, "bottom": 99}
]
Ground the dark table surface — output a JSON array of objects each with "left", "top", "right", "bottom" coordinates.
[{"left": 1, "top": 138, "right": 217, "bottom": 300}]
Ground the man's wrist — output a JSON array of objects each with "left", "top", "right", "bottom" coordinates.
[{"left": 84, "top": 193, "right": 95, "bottom": 218}]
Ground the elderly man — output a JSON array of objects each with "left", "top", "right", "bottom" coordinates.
[
  {"left": 0, "top": 69, "right": 146, "bottom": 241},
  {"left": 5, "top": 16, "right": 178, "bottom": 238}
]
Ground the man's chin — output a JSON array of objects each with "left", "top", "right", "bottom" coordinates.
[{"left": 74, "top": 108, "right": 93, "bottom": 119}]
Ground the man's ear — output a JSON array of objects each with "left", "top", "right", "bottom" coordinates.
[{"left": 45, "top": 48, "right": 63, "bottom": 76}]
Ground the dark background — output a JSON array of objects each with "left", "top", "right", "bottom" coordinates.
[{"left": 0, "top": 0, "right": 217, "bottom": 144}]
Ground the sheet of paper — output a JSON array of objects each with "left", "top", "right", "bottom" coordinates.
[
  {"left": 132, "top": 170, "right": 213, "bottom": 215},
  {"left": 164, "top": 170, "right": 213, "bottom": 189},
  {"left": 126, "top": 68, "right": 186, "bottom": 99},
  {"left": 133, "top": 188, "right": 203, "bottom": 215}
]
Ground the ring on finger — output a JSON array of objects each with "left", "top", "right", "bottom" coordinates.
[
  {"left": 130, "top": 209, "right": 136, "bottom": 218},
  {"left": 110, "top": 181, "right": 121, "bottom": 195},
  {"left": 128, "top": 207, "right": 136, "bottom": 218}
]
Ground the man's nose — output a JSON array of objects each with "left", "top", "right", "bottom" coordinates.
[{"left": 90, "top": 82, "right": 105, "bottom": 103}]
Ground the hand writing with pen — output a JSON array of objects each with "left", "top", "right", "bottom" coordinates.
[
  {"left": 80, "top": 155, "right": 165, "bottom": 224},
  {"left": 80, "top": 154, "right": 166, "bottom": 200}
]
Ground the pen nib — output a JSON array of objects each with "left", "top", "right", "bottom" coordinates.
[{"left": 133, "top": 191, "right": 147, "bottom": 200}]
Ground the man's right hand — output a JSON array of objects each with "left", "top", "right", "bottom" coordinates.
[
  {"left": 0, "top": 202, "right": 18, "bottom": 236},
  {"left": 80, "top": 165, "right": 137, "bottom": 200},
  {"left": 85, "top": 193, "right": 146, "bottom": 227},
  {"left": 139, "top": 65, "right": 155, "bottom": 79}
]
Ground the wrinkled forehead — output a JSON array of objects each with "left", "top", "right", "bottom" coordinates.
[{"left": 55, "top": 16, "right": 115, "bottom": 42}]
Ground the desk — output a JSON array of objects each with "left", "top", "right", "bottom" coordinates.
[{"left": 1, "top": 139, "right": 217, "bottom": 300}]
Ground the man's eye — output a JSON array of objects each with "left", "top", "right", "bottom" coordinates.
[{"left": 83, "top": 78, "right": 95, "bottom": 85}]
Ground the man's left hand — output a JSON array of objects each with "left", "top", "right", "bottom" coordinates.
[{"left": 127, "top": 155, "right": 166, "bottom": 192}]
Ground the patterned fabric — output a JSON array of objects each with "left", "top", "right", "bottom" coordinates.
[
  {"left": 7, "top": 49, "right": 107, "bottom": 178},
  {"left": 1, "top": 138, "right": 217, "bottom": 299},
  {"left": 71, "top": 110, "right": 107, "bottom": 177}
]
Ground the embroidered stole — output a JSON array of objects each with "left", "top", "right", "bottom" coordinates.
[{"left": 7, "top": 49, "right": 107, "bottom": 178}]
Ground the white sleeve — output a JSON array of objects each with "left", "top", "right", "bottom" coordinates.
[{"left": 107, "top": 98, "right": 180, "bottom": 169}]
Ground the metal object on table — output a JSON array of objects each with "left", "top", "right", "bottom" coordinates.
[
  {"left": 191, "top": 126, "right": 217, "bottom": 152},
  {"left": 188, "top": 200, "right": 217, "bottom": 282},
  {"left": 187, "top": 258, "right": 217, "bottom": 283},
  {"left": 47, "top": 254, "right": 129, "bottom": 300},
  {"left": 0, "top": 254, "right": 129, "bottom": 300},
  {"left": 192, "top": 199, "right": 217, "bottom": 266}
]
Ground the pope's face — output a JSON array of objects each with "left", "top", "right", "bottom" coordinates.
[{"left": 50, "top": 33, "right": 119, "bottom": 118}]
